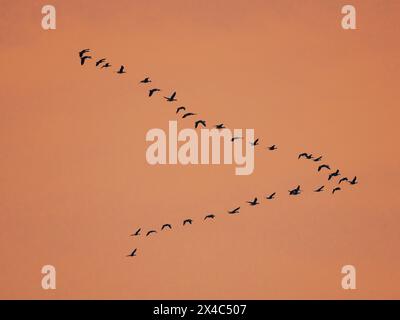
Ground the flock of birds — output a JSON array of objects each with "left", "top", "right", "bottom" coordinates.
[{"left": 78, "top": 49, "right": 358, "bottom": 258}]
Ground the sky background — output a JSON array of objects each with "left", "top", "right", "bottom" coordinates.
[{"left": 0, "top": 0, "right": 399, "bottom": 299}]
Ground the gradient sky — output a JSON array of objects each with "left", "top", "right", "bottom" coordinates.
[{"left": 0, "top": 0, "right": 399, "bottom": 299}]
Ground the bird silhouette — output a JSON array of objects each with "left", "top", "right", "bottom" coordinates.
[
  {"left": 176, "top": 106, "right": 186, "bottom": 114},
  {"left": 182, "top": 112, "right": 196, "bottom": 118},
  {"left": 130, "top": 228, "right": 141, "bottom": 236},
  {"left": 101, "top": 63, "right": 111, "bottom": 69},
  {"left": 231, "top": 137, "right": 242, "bottom": 142},
  {"left": 266, "top": 192, "right": 276, "bottom": 200},
  {"left": 149, "top": 88, "right": 161, "bottom": 97},
  {"left": 80, "top": 56, "right": 92, "bottom": 65},
  {"left": 183, "top": 219, "right": 193, "bottom": 225},
  {"left": 328, "top": 169, "right": 340, "bottom": 180},
  {"left": 126, "top": 248, "right": 137, "bottom": 257},
  {"left": 289, "top": 185, "right": 301, "bottom": 195},
  {"left": 228, "top": 207, "right": 240, "bottom": 214},
  {"left": 250, "top": 139, "right": 259, "bottom": 146},
  {"left": 146, "top": 230, "right": 157, "bottom": 236},
  {"left": 318, "top": 164, "right": 331, "bottom": 172},
  {"left": 204, "top": 214, "right": 215, "bottom": 220},
  {"left": 298, "top": 153, "right": 312, "bottom": 159},
  {"left": 95, "top": 58, "right": 106, "bottom": 67},
  {"left": 215, "top": 124, "right": 225, "bottom": 129},
  {"left": 195, "top": 120, "right": 206, "bottom": 128},
  {"left": 140, "top": 77, "right": 151, "bottom": 84},
  {"left": 314, "top": 185, "right": 324, "bottom": 192},
  {"left": 313, "top": 156, "right": 322, "bottom": 162},
  {"left": 332, "top": 187, "right": 341, "bottom": 194},
  {"left": 116, "top": 65, "right": 126, "bottom": 74},
  {"left": 161, "top": 224, "right": 172, "bottom": 230},
  {"left": 339, "top": 177, "right": 349, "bottom": 184},
  {"left": 247, "top": 197, "right": 259, "bottom": 206},
  {"left": 348, "top": 176, "right": 358, "bottom": 185},
  {"left": 164, "top": 91, "right": 177, "bottom": 102},
  {"left": 268, "top": 145, "right": 277, "bottom": 151},
  {"left": 79, "top": 49, "right": 90, "bottom": 57}
]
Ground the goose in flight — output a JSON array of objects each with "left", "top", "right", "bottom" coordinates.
[
  {"left": 182, "top": 112, "right": 196, "bottom": 118},
  {"left": 80, "top": 56, "right": 92, "bottom": 65},
  {"left": 161, "top": 224, "right": 172, "bottom": 230},
  {"left": 176, "top": 106, "right": 186, "bottom": 114},
  {"left": 349, "top": 176, "right": 358, "bottom": 185},
  {"left": 318, "top": 164, "right": 331, "bottom": 172},
  {"left": 126, "top": 248, "right": 137, "bottom": 257},
  {"left": 332, "top": 187, "right": 341, "bottom": 194},
  {"left": 116, "top": 65, "right": 126, "bottom": 74},
  {"left": 204, "top": 214, "right": 215, "bottom": 220},
  {"left": 130, "top": 228, "right": 141, "bottom": 236},
  {"left": 298, "top": 153, "right": 313, "bottom": 159},
  {"left": 78, "top": 49, "right": 90, "bottom": 57},
  {"left": 339, "top": 177, "right": 349, "bottom": 184},
  {"left": 215, "top": 124, "right": 225, "bottom": 129},
  {"left": 314, "top": 185, "right": 324, "bottom": 192},
  {"left": 250, "top": 139, "right": 259, "bottom": 146},
  {"left": 313, "top": 156, "right": 322, "bottom": 162},
  {"left": 195, "top": 120, "right": 206, "bottom": 128},
  {"left": 289, "top": 185, "right": 301, "bottom": 195},
  {"left": 266, "top": 192, "right": 276, "bottom": 200},
  {"left": 228, "top": 207, "right": 240, "bottom": 214},
  {"left": 183, "top": 219, "right": 193, "bottom": 225},
  {"left": 328, "top": 169, "right": 340, "bottom": 180},
  {"left": 140, "top": 77, "right": 151, "bottom": 84},
  {"left": 247, "top": 197, "right": 259, "bottom": 206},
  {"left": 101, "top": 62, "right": 111, "bottom": 69},
  {"left": 164, "top": 91, "right": 177, "bottom": 102},
  {"left": 268, "top": 145, "right": 277, "bottom": 151},
  {"left": 149, "top": 88, "right": 161, "bottom": 97},
  {"left": 146, "top": 230, "right": 157, "bottom": 236},
  {"left": 95, "top": 58, "right": 106, "bottom": 67}
]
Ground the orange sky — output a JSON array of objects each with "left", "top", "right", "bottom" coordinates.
[{"left": 1, "top": 0, "right": 400, "bottom": 299}]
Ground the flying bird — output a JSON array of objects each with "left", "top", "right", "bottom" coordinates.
[
  {"left": 195, "top": 120, "right": 206, "bottom": 128},
  {"left": 183, "top": 219, "right": 193, "bottom": 225},
  {"left": 250, "top": 139, "right": 259, "bottom": 146},
  {"left": 231, "top": 137, "right": 242, "bottom": 142},
  {"left": 146, "top": 230, "right": 157, "bottom": 236},
  {"left": 314, "top": 186, "right": 324, "bottom": 192},
  {"left": 289, "top": 185, "right": 301, "bottom": 195},
  {"left": 318, "top": 164, "right": 331, "bottom": 172},
  {"left": 176, "top": 106, "right": 186, "bottom": 114},
  {"left": 268, "top": 145, "right": 277, "bottom": 151},
  {"left": 80, "top": 56, "right": 92, "bottom": 65},
  {"left": 228, "top": 207, "right": 240, "bottom": 214},
  {"left": 116, "top": 65, "right": 126, "bottom": 74},
  {"left": 126, "top": 248, "right": 137, "bottom": 257},
  {"left": 266, "top": 192, "right": 276, "bottom": 200},
  {"left": 78, "top": 49, "right": 90, "bottom": 57},
  {"left": 148, "top": 88, "right": 161, "bottom": 97},
  {"left": 164, "top": 91, "right": 177, "bottom": 102},
  {"left": 247, "top": 197, "right": 259, "bottom": 206},
  {"left": 313, "top": 156, "right": 322, "bottom": 162},
  {"left": 182, "top": 112, "right": 196, "bottom": 118},
  {"left": 339, "top": 177, "right": 349, "bottom": 184},
  {"left": 130, "top": 228, "right": 141, "bottom": 236},
  {"left": 204, "top": 214, "right": 215, "bottom": 220},
  {"left": 348, "top": 176, "right": 358, "bottom": 185},
  {"left": 298, "top": 153, "right": 313, "bottom": 159},
  {"left": 140, "top": 77, "right": 151, "bottom": 83},
  {"left": 332, "top": 187, "right": 341, "bottom": 194},
  {"left": 328, "top": 169, "right": 340, "bottom": 180},
  {"left": 215, "top": 124, "right": 225, "bottom": 129},
  {"left": 95, "top": 58, "right": 106, "bottom": 67},
  {"left": 161, "top": 224, "right": 172, "bottom": 230},
  {"left": 101, "top": 63, "right": 111, "bottom": 69}
]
